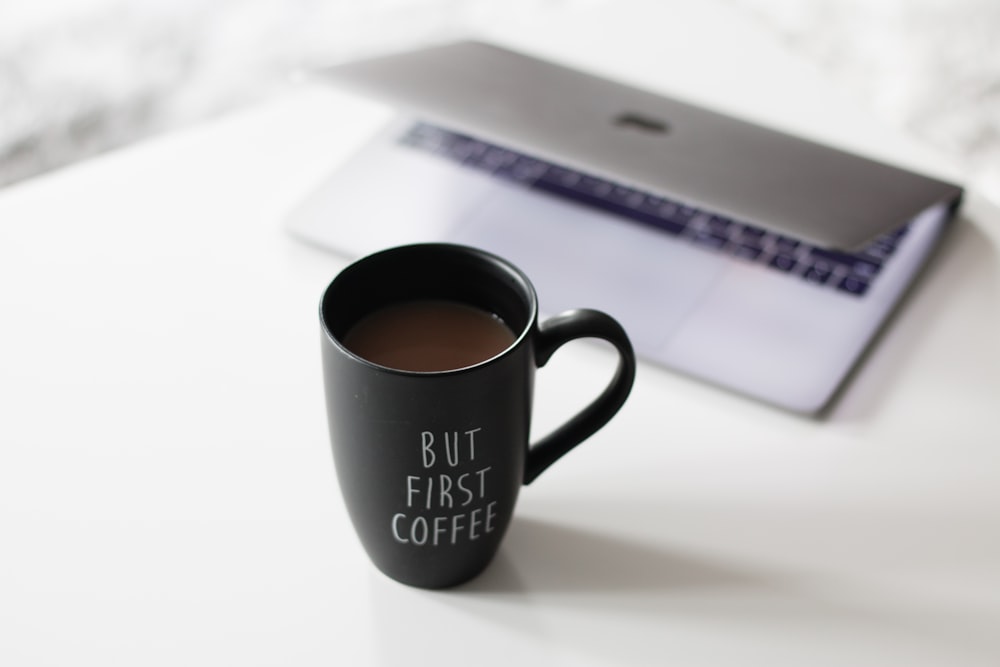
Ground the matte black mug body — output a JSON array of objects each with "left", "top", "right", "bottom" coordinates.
[{"left": 320, "top": 244, "right": 635, "bottom": 588}]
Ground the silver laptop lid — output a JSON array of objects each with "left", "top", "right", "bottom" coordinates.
[{"left": 316, "top": 40, "right": 962, "bottom": 250}]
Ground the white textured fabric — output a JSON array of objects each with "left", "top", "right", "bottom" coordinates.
[{"left": 1, "top": 0, "right": 997, "bottom": 199}]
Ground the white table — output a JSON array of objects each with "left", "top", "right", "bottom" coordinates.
[{"left": 2, "top": 3, "right": 999, "bottom": 665}]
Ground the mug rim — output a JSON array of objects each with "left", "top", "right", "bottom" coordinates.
[{"left": 320, "top": 243, "right": 539, "bottom": 377}]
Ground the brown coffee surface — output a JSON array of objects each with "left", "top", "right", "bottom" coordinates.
[{"left": 342, "top": 299, "right": 516, "bottom": 372}]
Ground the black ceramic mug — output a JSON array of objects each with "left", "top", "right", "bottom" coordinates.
[{"left": 319, "top": 243, "right": 635, "bottom": 588}]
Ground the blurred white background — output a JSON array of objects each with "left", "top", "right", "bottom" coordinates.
[{"left": 2, "top": 0, "right": 998, "bottom": 199}]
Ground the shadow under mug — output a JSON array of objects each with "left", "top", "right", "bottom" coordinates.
[{"left": 319, "top": 243, "right": 636, "bottom": 588}]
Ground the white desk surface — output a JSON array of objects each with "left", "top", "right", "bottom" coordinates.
[{"left": 2, "top": 3, "right": 999, "bottom": 666}]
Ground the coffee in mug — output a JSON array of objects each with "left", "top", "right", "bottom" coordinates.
[
  {"left": 341, "top": 299, "right": 516, "bottom": 372},
  {"left": 319, "top": 243, "right": 635, "bottom": 588}
]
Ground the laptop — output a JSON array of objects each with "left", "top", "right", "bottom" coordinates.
[{"left": 286, "top": 41, "right": 963, "bottom": 414}]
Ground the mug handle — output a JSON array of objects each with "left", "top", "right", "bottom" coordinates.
[{"left": 524, "top": 309, "right": 636, "bottom": 484}]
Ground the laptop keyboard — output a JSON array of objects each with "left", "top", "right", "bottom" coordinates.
[{"left": 399, "top": 122, "right": 909, "bottom": 298}]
